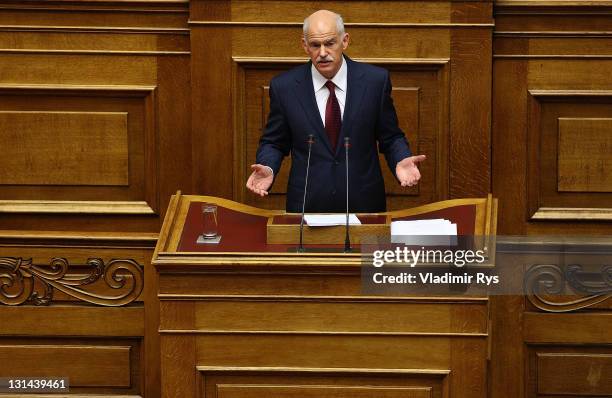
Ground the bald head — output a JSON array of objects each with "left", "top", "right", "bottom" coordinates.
[
  {"left": 301, "top": 10, "right": 349, "bottom": 79},
  {"left": 303, "top": 10, "right": 345, "bottom": 40}
]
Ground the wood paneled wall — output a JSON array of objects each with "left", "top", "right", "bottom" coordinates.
[
  {"left": 0, "top": 1, "right": 611, "bottom": 398},
  {"left": 491, "top": 5, "right": 612, "bottom": 397},
  {"left": 0, "top": 0, "right": 192, "bottom": 233},
  {"left": 191, "top": 0, "right": 492, "bottom": 211},
  {"left": 0, "top": 237, "right": 156, "bottom": 396},
  {"left": 493, "top": 0, "right": 612, "bottom": 235},
  {"left": 0, "top": 1, "right": 189, "bottom": 397},
  {"left": 491, "top": 240, "right": 612, "bottom": 398},
  {"left": 13, "top": 0, "right": 612, "bottom": 233}
]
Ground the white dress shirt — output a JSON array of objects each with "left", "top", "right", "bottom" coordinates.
[{"left": 311, "top": 55, "right": 347, "bottom": 126}]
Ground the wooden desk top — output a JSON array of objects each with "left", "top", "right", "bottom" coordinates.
[{"left": 153, "top": 193, "right": 496, "bottom": 268}]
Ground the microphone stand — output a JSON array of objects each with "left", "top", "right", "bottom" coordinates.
[
  {"left": 344, "top": 137, "right": 351, "bottom": 252},
  {"left": 298, "top": 134, "right": 315, "bottom": 252}
]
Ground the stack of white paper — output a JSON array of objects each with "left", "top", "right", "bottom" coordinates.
[
  {"left": 304, "top": 214, "right": 361, "bottom": 227},
  {"left": 390, "top": 219, "right": 457, "bottom": 245}
]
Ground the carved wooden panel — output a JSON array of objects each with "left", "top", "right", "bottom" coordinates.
[
  {"left": 0, "top": 31, "right": 190, "bottom": 54},
  {"left": 0, "top": 54, "right": 157, "bottom": 85},
  {"left": 0, "top": 306, "right": 144, "bottom": 336},
  {"left": 196, "top": 334, "right": 451, "bottom": 369},
  {"left": 525, "top": 346, "right": 612, "bottom": 398},
  {"left": 0, "top": 86, "right": 157, "bottom": 214},
  {"left": 493, "top": 3, "right": 612, "bottom": 234},
  {"left": 492, "top": 242, "right": 612, "bottom": 398},
  {"left": 216, "top": 385, "right": 433, "bottom": 398},
  {"left": 0, "top": 111, "right": 128, "bottom": 186},
  {"left": 524, "top": 313, "right": 612, "bottom": 345},
  {"left": 0, "top": 0, "right": 191, "bottom": 234},
  {"left": 0, "top": 336, "right": 142, "bottom": 394},
  {"left": 219, "top": 1, "right": 453, "bottom": 24},
  {"left": 189, "top": 301, "right": 487, "bottom": 334},
  {"left": 202, "top": 373, "right": 443, "bottom": 398},
  {"left": 0, "top": 256, "right": 144, "bottom": 306},
  {"left": 0, "top": 2, "right": 189, "bottom": 398},
  {"left": 0, "top": 1, "right": 188, "bottom": 31},
  {"left": 536, "top": 352, "right": 612, "bottom": 396},
  {"left": 0, "top": 344, "right": 131, "bottom": 387},
  {"left": 0, "top": 240, "right": 153, "bottom": 396},
  {"left": 527, "top": 91, "right": 612, "bottom": 220},
  {"left": 159, "top": 254, "right": 489, "bottom": 398},
  {"left": 558, "top": 118, "right": 612, "bottom": 193},
  {"left": 491, "top": 4, "right": 612, "bottom": 397}
]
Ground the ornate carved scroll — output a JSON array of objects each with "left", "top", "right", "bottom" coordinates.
[
  {"left": 524, "top": 264, "right": 612, "bottom": 313},
  {"left": 0, "top": 257, "right": 143, "bottom": 306}
]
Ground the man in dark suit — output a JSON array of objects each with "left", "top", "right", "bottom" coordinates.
[{"left": 246, "top": 9, "right": 426, "bottom": 212}]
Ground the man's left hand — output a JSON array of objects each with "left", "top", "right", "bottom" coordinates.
[{"left": 396, "top": 155, "right": 426, "bottom": 187}]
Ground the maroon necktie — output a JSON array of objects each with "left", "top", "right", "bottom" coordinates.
[{"left": 324, "top": 80, "right": 341, "bottom": 151}]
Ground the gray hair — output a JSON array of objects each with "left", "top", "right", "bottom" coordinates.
[{"left": 303, "top": 11, "right": 345, "bottom": 39}]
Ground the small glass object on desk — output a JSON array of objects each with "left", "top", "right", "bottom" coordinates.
[{"left": 197, "top": 202, "right": 222, "bottom": 244}]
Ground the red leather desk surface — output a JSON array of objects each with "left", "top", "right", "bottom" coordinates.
[{"left": 177, "top": 203, "right": 476, "bottom": 253}]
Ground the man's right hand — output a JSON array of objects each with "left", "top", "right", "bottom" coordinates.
[{"left": 246, "top": 164, "right": 273, "bottom": 197}]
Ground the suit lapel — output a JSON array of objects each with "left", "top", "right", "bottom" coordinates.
[
  {"left": 294, "top": 64, "right": 334, "bottom": 154},
  {"left": 336, "top": 58, "right": 367, "bottom": 157}
]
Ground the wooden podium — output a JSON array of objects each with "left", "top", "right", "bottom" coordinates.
[{"left": 153, "top": 193, "right": 497, "bottom": 398}]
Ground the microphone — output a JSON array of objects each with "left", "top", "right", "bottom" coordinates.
[
  {"left": 298, "top": 134, "right": 315, "bottom": 252},
  {"left": 344, "top": 137, "right": 351, "bottom": 252}
]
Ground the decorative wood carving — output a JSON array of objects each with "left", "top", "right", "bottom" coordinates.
[
  {"left": 0, "top": 257, "right": 143, "bottom": 306},
  {"left": 524, "top": 263, "right": 612, "bottom": 312}
]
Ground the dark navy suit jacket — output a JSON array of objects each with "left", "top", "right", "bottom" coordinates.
[{"left": 256, "top": 57, "right": 412, "bottom": 213}]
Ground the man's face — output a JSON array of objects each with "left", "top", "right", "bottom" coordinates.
[{"left": 302, "top": 23, "right": 349, "bottom": 79}]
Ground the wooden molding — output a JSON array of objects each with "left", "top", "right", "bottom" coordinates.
[
  {"left": 495, "top": 54, "right": 612, "bottom": 59},
  {"left": 158, "top": 293, "right": 488, "bottom": 302},
  {"left": 231, "top": 56, "right": 450, "bottom": 65},
  {"left": 0, "top": 83, "right": 157, "bottom": 94},
  {"left": 161, "top": 329, "right": 487, "bottom": 337},
  {"left": 196, "top": 365, "right": 451, "bottom": 375},
  {"left": 495, "top": 0, "right": 612, "bottom": 7},
  {"left": 495, "top": 31, "right": 612, "bottom": 37},
  {"left": 532, "top": 207, "right": 612, "bottom": 220},
  {"left": 0, "top": 0, "right": 188, "bottom": 7},
  {"left": 189, "top": 21, "right": 494, "bottom": 28},
  {"left": 0, "top": 25, "right": 189, "bottom": 34},
  {"left": 0, "top": 229, "right": 157, "bottom": 246},
  {"left": 0, "top": 49, "right": 190, "bottom": 55},
  {"left": 529, "top": 89, "right": 612, "bottom": 96},
  {"left": 524, "top": 313, "right": 612, "bottom": 343},
  {"left": 154, "top": 191, "right": 182, "bottom": 256},
  {"left": 0, "top": 200, "right": 155, "bottom": 214}
]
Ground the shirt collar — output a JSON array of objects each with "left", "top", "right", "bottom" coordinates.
[{"left": 311, "top": 55, "right": 347, "bottom": 93}]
